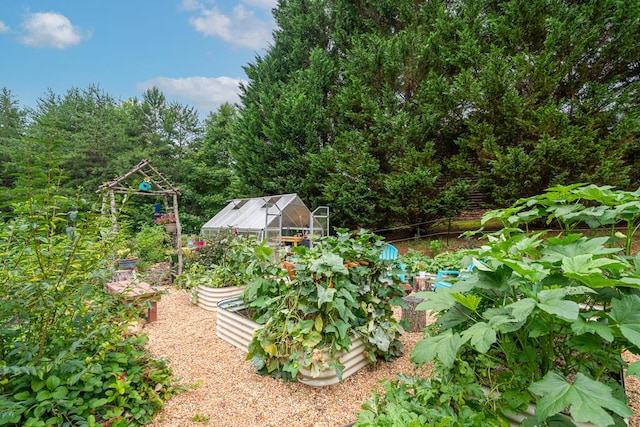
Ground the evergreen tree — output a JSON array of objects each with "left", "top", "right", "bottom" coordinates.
[
  {"left": 233, "top": 0, "right": 640, "bottom": 229},
  {"left": 0, "top": 88, "right": 28, "bottom": 213},
  {"left": 179, "top": 103, "right": 243, "bottom": 230}
]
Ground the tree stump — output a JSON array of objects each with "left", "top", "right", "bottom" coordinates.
[{"left": 402, "top": 296, "right": 426, "bottom": 332}]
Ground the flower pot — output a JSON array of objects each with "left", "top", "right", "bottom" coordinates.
[
  {"left": 115, "top": 258, "right": 137, "bottom": 270},
  {"left": 282, "top": 261, "right": 295, "bottom": 280},
  {"left": 195, "top": 285, "right": 246, "bottom": 312},
  {"left": 163, "top": 222, "right": 177, "bottom": 233}
]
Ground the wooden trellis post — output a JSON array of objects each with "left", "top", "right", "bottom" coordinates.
[{"left": 97, "top": 159, "right": 183, "bottom": 275}]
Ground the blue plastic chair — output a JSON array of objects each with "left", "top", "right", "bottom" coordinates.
[
  {"left": 379, "top": 244, "right": 407, "bottom": 283},
  {"left": 433, "top": 263, "right": 476, "bottom": 291},
  {"left": 380, "top": 244, "right": 399, "bottom": 261},
  {"left": 433, "top": 270, "right": 459, "bottom": 291}
]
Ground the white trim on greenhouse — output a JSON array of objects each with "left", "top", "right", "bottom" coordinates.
[{"left": 200, "top": 193, "right": 329, "bottom": 246}]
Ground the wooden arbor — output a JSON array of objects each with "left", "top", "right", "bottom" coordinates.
[{"left": 98, "top": 159, "right": 183, "bottom": 275}]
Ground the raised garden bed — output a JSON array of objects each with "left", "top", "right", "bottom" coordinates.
[
  {"left": 194, "top": 285, "right": 245, "bottom": 312},
  {"left": 216, "top": 297, "right": 370, "bottom": 386}
]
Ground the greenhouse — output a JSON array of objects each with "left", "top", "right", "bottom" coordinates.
[{"left": 200, "top": 193, "right": 329, "bottom": 247}]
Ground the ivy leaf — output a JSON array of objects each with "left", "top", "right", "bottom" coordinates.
[
  {"left": 302, "top": 331, "right": 322, "bottom": 348},
  {"left": 317, "top": 284, "right": 336, "bottom": 307},
  {"left": 609, "top": 295, "right": 640, "bottom": 347},
  {"left": 529, "top": 372, "right": 631, "bottom": 425},
  {"left": 369, "top": 327, "right": 391, "bottom": 352},
  {"left": 314, "top": 315, "right": 323, "bottom": 332},
  {"left": 410, "top": 330, "right": 463, "bottom": 368},
  {"left": 333, "top": 297, "right": 355, "bottom": 323},
  {"left": 334, "top": 319, "right": 349, "bottom": 340}
]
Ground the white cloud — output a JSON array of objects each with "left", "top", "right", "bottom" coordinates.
[
  {"left": 242, "top": 0, "right": 278, "bottom": 9},
  {"left": 187, "top": 3, "right": 274, "bottom": 50},
  {"left": 19, "top": 12, "right": 90, "bottom": 49},
  {"left": 137, "top": 76, "right": 247, "bottom": 113},
  {"left": 179, "top": 0, "right": 201, "bottom": 12},
  {"left": 0, "top": 21, "right": 10, "bottom": 33}
]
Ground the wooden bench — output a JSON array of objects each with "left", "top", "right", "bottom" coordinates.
[{"left": 105, "top": 279, "right": 159, "bottom": 322}]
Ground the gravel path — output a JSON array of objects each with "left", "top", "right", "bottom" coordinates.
[
  {"left": 145, "top": 286, "right": 640, "bottom": 427},
  {"left": 145, "top": 287, "right": 431, "bottom": 427}
]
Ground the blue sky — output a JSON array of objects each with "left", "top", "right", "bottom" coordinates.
[{"left": 0, "top": 0, "right": 278, "bottom": 115}]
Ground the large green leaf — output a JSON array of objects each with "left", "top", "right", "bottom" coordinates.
[
  {"left": 625, "top": 361, "right": 640, "bottom": 377},
  {"left": 310, "top": 252, "right": 349, "bottom": 275},
  {"left": 565, "top": 273, "right": 640, "bottom": 289},
  {"left": 414, "top": 290, "right": 457, "bottom": 312},
  {"left": 570, "top": 318, "right": 614, "bottom": 343},
  {"left": 535, "top": 289, "right": 583, "bottom": 320},
  {"left": 460, "top": 322, "right": 496, "bottom": 353},
  {"left": 451, "top": 293, "right": 482, "bottom": 311},
  {"left": 529, "top": 372, "right": 631, "bottom": 425},
  {"left": 542, "top": 237, "right": 620, "bottom": 262},
  {"left": 609, "top": 295, "right": 640, "bottom": 347},
  {"left": 561, "top": 254, "right": 619, "bottom": 275},
  {"left": 506, "top": 298, "right": 536, "bottom": 322},
  {"left": 369, "top": 327, "right": 391, "bottom": 352},
  {"left": 410, "top": 330, "right": 463, "bottom": 368}
]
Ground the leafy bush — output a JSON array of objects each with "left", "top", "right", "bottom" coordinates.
[
  {"left": 355, "top": 374, "right": 504, "bottom": 427},
  {"left": 358, "top": 184, "right": 640, "bottom": 426},
  {"left": 400, "top": 249, "right": 470, "bottom": 276},
  {"left": 192, "top": 227, "right": 237, "bottom": 268},
  {"left": 133, "top": 224, "right": 171, "bottom": 266},
  {"left": 0, "top": 162, "right": 177, "bottom": 426},
  {"left": 243, "top": 229, "right": 406, "bottom": 382},
  {"left": 177, "top": 234, "right": 268, "bottom": 290}
]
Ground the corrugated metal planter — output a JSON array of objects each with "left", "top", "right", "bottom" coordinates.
[
  {"left": 216, "top": 297, "right": 258, "bottom": 351},
  {"left": 194, "top": 285, "right": 246, "bottom": 312},
  {"left": 297, "top": 338, "right": 369, "bottom": 387},
  {"left": 216, "top": 297, "right": 369, "bottom": 386}
]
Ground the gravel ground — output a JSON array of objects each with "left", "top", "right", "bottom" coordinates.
[{"left": 144, "top": 286, "right": 640, "bottom": 427}]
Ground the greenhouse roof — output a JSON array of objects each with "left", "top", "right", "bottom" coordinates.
[{"left": 201, "top": 193, "right": 313, "bottom": 234}]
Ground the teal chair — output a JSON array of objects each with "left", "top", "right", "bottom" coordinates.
[
  {"left": 433, "top": 263, "right": 476, "bottom": 291},
  {"left": 380, "top": 244, "right": 399, "bottom": 260},
  {"left": 380, "top": 244, "right": 407, "bottom": 283}
]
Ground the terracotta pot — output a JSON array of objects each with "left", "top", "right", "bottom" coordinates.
[{"left": 282, "top": 261, "right": 296, "bottom": 280}]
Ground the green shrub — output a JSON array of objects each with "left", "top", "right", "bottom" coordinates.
[
  {"left": 0, "top": 160, "right": 177, "bottom": 426},
  {"left": 244, "top": 229, "right": 406, "bottom": 382},
  {"left": 133, "top": 224, "right": 170, "bottom": 265}
]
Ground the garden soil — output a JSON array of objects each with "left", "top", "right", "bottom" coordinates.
[{"left": 143, "top": 268, "right": 640, "bottom": 427}]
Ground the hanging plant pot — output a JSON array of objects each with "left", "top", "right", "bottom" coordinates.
[{"left": 163, "top": 222, "right": 177, "bottom": 233}]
